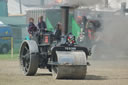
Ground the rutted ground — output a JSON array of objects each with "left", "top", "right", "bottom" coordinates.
[{"left": 0, "top": 59, "right": 128, "bottom": 85}]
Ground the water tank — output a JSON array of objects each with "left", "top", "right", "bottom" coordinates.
[{"left": 0, "top": 0, "right": 8, "bottom": 17}]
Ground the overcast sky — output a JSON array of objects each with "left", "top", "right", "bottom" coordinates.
[{"left": 7, "top": 0, "right": 128, "bottom": 15}]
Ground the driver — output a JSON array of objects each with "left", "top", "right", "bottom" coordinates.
[{"left": 54, "top": 22, "right": 62, "bottom": 41}]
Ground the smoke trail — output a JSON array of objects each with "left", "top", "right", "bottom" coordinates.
[{"left": 93, "top": 15, "right": 128, "bottom": 59}]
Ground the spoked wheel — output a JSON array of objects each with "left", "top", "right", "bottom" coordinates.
[{"left": 19, "top": 41, "right": 39, "bottom": 76}]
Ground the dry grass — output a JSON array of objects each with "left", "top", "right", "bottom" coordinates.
[{"left": 0, "top": 59, "right": 128, "bottom": 85}]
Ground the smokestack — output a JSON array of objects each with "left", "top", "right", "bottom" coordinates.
[{"left": 61, "top": 6, "right": 70, "bottom": 35}]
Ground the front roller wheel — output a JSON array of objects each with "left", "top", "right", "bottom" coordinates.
[
  {"left": 52, "top": 51, "right": 87, "bottom": 79},
  {"left": 19, "top": 41, "right": 39, "bottom": 76},
  {"left": 52, "top": 65, "right": 87, "bottom": 79}
]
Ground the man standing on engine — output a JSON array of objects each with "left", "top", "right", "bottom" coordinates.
[
  {"left": 38, "top": 16, "right": 47, "bottom": 32},
  {"left": 28, "top": 18, "right": 38, "bottom": 39}
]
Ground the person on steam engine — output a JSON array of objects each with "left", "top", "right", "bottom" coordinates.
[
  {"left": 28, "top": 18, "right": 38, "bottom": 39},
  {"left": 54, "top": 22, "right": 62, "bottom": 42},
  {"left": 38, "top": 16, "right": 47, "bottom": 32}
]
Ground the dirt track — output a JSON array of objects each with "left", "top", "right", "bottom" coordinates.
[{"left": 0, "top": 59, "right": 128, "bottom": 85}]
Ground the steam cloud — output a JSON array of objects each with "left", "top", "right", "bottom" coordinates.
[{"left": 93, "top": 15, "right": 128, "bottom": 59}]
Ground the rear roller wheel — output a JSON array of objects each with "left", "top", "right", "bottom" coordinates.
[{"left": 19, "top": 41, "right": 39, "bottom": 76}]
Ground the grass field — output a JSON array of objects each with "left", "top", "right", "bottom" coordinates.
[{"left": 0, "top": 54, "right": 19, "bottom": 60}]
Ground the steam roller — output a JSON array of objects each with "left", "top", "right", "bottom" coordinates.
[{"left": 19, "top": 5, "right": 91, "bottom": 79}]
